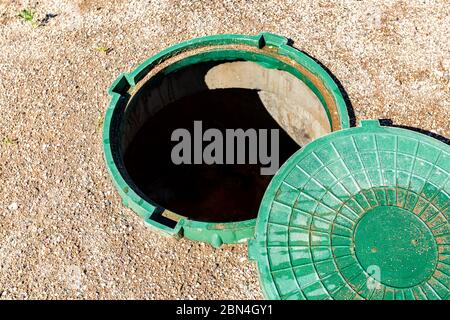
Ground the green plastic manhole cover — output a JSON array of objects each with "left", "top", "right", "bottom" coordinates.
[{"left": 249, "top": 120, "right": 449, "bottom": 300}]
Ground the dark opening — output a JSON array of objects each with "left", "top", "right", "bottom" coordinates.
[{"left": 123, "top": 88, "right": 299, "bottom": 222}]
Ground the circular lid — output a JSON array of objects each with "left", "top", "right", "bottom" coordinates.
[{"left": 249, "top": 120, "right": 449, "bottom": 300}]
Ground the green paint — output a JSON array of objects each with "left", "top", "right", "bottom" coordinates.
[
  {"left": 354, "top": 206, "right": 438, "bottom": 288},
  {"left": 103, "top": 32, "right": 350, "bottom": 247}
]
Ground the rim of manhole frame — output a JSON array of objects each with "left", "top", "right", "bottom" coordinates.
[{"left": 102, "top": 32, "right": 350, "bottom": 247}]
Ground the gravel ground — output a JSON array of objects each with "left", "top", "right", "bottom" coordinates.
[{"left": 0, "top": 0, "right": 448, "bottom": 299}]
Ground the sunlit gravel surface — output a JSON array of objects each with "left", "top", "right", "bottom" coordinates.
[{"left": 0, "top": 0, "right": 448, "bottom": 299}]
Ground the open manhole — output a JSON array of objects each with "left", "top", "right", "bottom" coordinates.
[{"left": 103, "top": 32, "right": 349, "bottom": 247}]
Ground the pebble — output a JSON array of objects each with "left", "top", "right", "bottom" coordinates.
[{"left": 8, "top": 202, "right": 18, "bottom": 211}]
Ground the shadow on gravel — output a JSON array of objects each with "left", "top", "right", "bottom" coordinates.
[{"left": 379, "top": 119, "right": 450, "bottom": 146}]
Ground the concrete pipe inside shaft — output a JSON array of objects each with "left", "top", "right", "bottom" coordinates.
[{"left": 121, "top": 60, "right": 331, "bottom": 223}]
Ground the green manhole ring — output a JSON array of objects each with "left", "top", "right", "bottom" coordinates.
[
  {"left": 249, "top": 120, "right": 449, "bottom": 299},
  {"left": 103, "top": 32, "right": 349, "bottom": 247}
]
